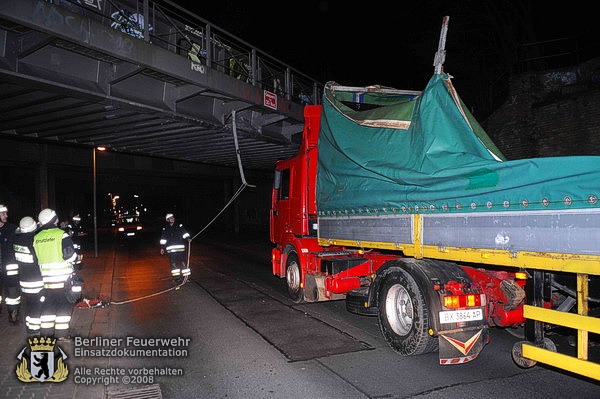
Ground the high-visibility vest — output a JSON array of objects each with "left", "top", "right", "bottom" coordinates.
[{"left": 34, "top": 228, "right": 73, "bottom": 289}]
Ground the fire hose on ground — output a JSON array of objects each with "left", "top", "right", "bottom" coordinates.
[{"left": 77, "top": 109, "right": 253, "bottom": 308}]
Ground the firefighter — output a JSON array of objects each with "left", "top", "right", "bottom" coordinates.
[
  {"left": 34, "top": 208, "right": 78, "bottom": 340},
  {"left": 66, "top": 214, "right": 84, "bottom": 269},
  {"left": 0, "top": 204, "right": 19, "bottom": 324},
  {"left": 11, "top": 216, "right": 44, "bottom": 335},
  {"left": 159, "top": 213, "right": 191, "bottom": 282}
]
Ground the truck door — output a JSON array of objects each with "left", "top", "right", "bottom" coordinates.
[{"left": 270, "top": 167, "right": 291, "bottom": 243}]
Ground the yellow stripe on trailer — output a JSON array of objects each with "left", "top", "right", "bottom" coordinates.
[
  {"left": 522, "top": 344, "right": 600, "bottom": 381},
  {"left": 318, "top": 238, "right": 600, "bottom": 276}
]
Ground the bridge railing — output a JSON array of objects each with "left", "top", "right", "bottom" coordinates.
[{"left": 46, "top": 0, "right": 322, "bottom": 106}]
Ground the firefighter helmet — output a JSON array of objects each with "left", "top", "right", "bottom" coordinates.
[
  {"left": 19, "top": 216, "right": 37, "bottom": 233},
  {"left": 38, "top": 208, "right": 58, "bottom": 226},
  {"left": 73, "top": 214, "right": 81, "bottom": 222},
  {"left": 0, "top": 204, "right": 7, "bottom": 213},
  {"left": 165, "top": 213, "right": 174, "bottom": 220}
]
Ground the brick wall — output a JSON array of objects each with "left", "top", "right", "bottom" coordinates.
[{"left": 483, "top": 57, "right": 600, "bottom": 159}]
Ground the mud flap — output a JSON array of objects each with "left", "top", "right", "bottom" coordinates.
[
  {"left": 304, "top": 274, "right": 319, "bottom": 301},
  {"left": 438, "top": 326, "right": 488, "bottom": 365}
]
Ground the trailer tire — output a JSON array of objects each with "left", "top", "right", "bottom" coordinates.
[
  {"left": 512, "top": 337, "right": 556, "bottom": 369},
  {"left": 286, "top": 252, "right": 304, "bottom": 303},
  {"left": 511, "top": 341, "right": 537, "bottom": 368},
  {"left": 346, "top": 287, "right": 378, "bottom": 316},
  {"left": 542, "top": 337, "right": 557, "bottom": 352},
  {"left": 378, "top": 269, "right": 438, "bottom": 356}
]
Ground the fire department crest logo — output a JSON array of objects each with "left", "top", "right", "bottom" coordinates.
[{"left": 15, "top": 337, "right": 69, "bottom": 383}]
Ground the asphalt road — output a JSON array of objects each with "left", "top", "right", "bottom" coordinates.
[{"left": 1, "top": 231, "right": 598, "bottom": 399}]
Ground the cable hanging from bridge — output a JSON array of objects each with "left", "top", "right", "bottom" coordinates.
[
  {"left": 94, "top": 109, "right": 256, "bottom": 306},
  {"left": 190, "top": 108, "right": 255, "bottom": 241}
]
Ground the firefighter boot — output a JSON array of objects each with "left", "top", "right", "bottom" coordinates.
[
  {"left": 8, "top": 308, "right": 19, "bottom": 324},
  {"left": 170, "top": 262, "right": 182, "bottom": 283}
]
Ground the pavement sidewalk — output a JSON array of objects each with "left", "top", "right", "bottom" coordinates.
[
  {"left": 1, "top": 231, "right": 336, "bottom": 399},
  {"left": 0, "top": 242, "right": 115, "bottom": 399}
]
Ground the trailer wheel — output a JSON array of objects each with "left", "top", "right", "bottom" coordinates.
[
  {"left": 378, "top": 270, "right": 437, "bottom": 356},
  {"left": 542, "top": 337, "right": 557, "bottom": 352},
  {"left": 511, "top": 341, "right": 537, "bottom": 368},
  {"left": 511, "top": 337, "right": 556, "bottom": 369},
  {"left": 286, "top": 252, "right": 304, "bottom": 303}
]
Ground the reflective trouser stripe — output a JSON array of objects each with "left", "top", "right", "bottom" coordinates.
[
  {"left": 55, "top": 315, "right": 71, "bottom": 330},
  {"left": 40, "top": 315, "right": 55, "bottom": 329},
  {"left": 171, "top": 268, "right": 181, "bottom": 276},
  {"left": 26, "top": 316, "right": 41, "bottom": 331},
  {"left": 182, "top": 268, "right": 191, "bottom": 276},
  {"left": 6, "top": 296, "right": 21, "bottom": 305},
  {"left": 6, "top": 263, "right": 18, "bottom": 276}
]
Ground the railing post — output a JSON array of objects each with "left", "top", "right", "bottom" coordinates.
[
  {"left": 256, "top": 55, "right": 262, "bottom": 88},
  {"left": 251, "top": 48, "right": 257, "bottom": 86},
  {"left": 285, "top": 68, "right": 291, "bottom": 101},
  {"left": 143, "top": 0, "right": 149, "bottom": 42},
  {"left": 205, "top": 24, "right": 212, "bottom": 68}
]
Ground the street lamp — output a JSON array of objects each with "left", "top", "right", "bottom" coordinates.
[{"left": 93, "top": 145, "right": 106, "bottom": 258}]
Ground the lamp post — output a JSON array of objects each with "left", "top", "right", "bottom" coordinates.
[{"left": 93, "top": 146, "right": 106, "bottom": 258}]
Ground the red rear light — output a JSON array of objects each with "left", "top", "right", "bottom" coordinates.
[{"left": 443, "top": 294, "right": 484, "bottom": 309}]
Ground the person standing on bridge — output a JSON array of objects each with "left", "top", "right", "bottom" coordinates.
[
  {"left": 34, "top": 208, "right": 79, "bottom": 341},
  {"left": 160, "top": 213, "right": 191, "bottom": 283},
  {"left": 0, "top": 204, "right": 20, "bottom": 324}
]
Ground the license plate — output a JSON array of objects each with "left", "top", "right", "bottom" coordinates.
[
  {"left": 126, "top": 232, "right": 135, "bottom": 236},
  {"left": 439, "top": 308, "right": 483, "bottom": 324}
]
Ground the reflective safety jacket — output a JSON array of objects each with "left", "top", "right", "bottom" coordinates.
[
  {"left": 12, "top": 230, "right": 43, "bottom": 294},
  {"left": 160, "top": 222, "right": 190, "bottom": 254},
  {"left": 34, "top": 227, "right": 77, "bottom": 289},
  {"left": 0, "top": 221, "right": 16, "bottom": 271}
]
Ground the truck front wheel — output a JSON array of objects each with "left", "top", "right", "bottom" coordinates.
[
  {"left": 378, "top": 270, "right": 438, "bottom": 356},
  {"left": 286, "top": 252, "right": 304, "bottom": 303}
]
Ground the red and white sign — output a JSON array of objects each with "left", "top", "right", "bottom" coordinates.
[{"left": 264, "top": 90, "right": 277, "bottom": 110}]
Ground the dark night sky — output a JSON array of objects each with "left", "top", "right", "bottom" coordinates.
[{"left": 176, "top": 1, "right": 596, "bottom": 118}]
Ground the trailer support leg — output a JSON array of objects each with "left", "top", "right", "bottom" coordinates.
[{"left": 524, "top": 270, "right": 545, "bottom": 345}]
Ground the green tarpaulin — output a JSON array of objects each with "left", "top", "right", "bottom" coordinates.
[{"left": 317, "top": 73, "right": 600, "bottom": 215}]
